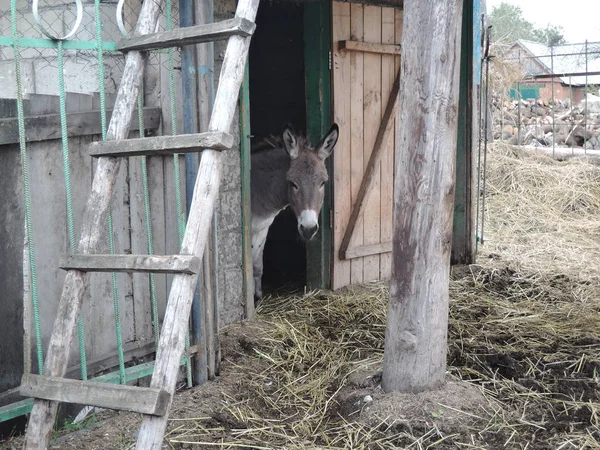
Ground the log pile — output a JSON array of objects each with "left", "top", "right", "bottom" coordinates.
[{"left": 492, "top": 96, "right": 600, "bottom": 150}]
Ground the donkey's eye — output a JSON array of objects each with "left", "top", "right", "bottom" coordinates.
[
  {"left": 290, "top": 181, "right": 299, "bottom": 190},
  {"left": 320, "top": 181, "right": 326, "bottom": 188}
]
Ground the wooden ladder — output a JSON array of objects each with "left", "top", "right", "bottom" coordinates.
[{"left": 19, "top": 0, "right": 259, "bottom": 447}]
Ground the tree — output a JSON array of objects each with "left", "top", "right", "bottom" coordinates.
[
  {"left": 488, "top": 3, "right": 536, "bottom": 44},
  {"left": 533, "top": 25, "right": 566, "bottom": 47},
  {"left": 488, "top": 2, "right": 565, "bottom": 46}
]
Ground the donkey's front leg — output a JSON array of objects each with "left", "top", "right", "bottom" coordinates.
[{"left": 251, "top": 225, "right": 270, "bottom": 306}]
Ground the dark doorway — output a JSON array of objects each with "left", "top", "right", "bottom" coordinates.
[{"left": 249, "top": 1, "right": 307, "bottom": 296}]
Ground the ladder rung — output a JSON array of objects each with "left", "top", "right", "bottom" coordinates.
[
  {"left": 89, "top": 131, "right": 234, "bottom": 157},
  {"left": 118, "top": 17, "right": 256, "bottom": 52},
  {"left": 60, "top": 254, "right": 201, "bottom": 274},
  {"left": 20, "top": 374, "right": 170, "bottom": 416}
]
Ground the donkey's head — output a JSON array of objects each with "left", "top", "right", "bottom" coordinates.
[{"left": 282, "top": 123, "right": 339, "bottom": 241}]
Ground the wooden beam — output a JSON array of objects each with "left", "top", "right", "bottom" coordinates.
[
  {"left": 0, "top": 107, "right": 160, "bottom": 146},
  {"left": 381, "top": 0, "right": 463, "bottom": 393},
  {"left": 341, "top": 0, "right": 403, "bottom": 9},
  {"left": 118, "top": 18, "right": 255, "bottom": 52},
  {"left": 134, "top": 0, "right": 261, "bottom": 446},
  {"left": 451, "top": 0, "right": 474, "bottom": 264},
  {"left": 24, "top": 0, "right": 167, "bottom": 441},
  {"left": 339, "top": 40, "right": 402, "bottom": 55},
  {"left": 89, "top": 131, "right": 234, "bottom": 157},
  {"left": 339, "top": 71, "right": 400, "bottom": 260},
  {"left": 343, "top": 242, "right": 392, "bottom": 259},
  {"left": 59, "top": 254, "right": 201, "bottom": 274},
  {"left": 20, "top": 375, "right": 170, "bottom": 416}
]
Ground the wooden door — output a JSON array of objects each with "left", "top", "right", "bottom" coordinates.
[{"left": 331, "top": 1, "right": 403, "bottom": 289}]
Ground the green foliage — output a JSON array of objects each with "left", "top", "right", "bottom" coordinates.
[
  {"left": 60, "top": 414, "right": 97, "bottom": 432},
  {"left": 489, "top": 2, "right": 566, "bottom": 46},
  {"left": 533, "top": 25, "right": 567, "bottom": 47}
]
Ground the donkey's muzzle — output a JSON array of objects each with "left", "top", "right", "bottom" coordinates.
[{"left": 299, "top": 223, "right": 319, "bottom": 241}]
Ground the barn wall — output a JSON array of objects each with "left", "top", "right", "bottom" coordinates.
[
  {"left": 0, "top": 127, "right": 24, "bottom": 395},
  {"left": 214, "top": 0, "right": 245, "bottom": 325},
  {"left": 0, "top": 98, "right": 173, "bottom": 394},
  {"left": 0, "top": 0, "right": 246, "bottom": 404}
]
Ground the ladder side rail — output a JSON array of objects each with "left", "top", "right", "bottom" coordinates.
[
  {"left": 134, "top": 0, "right": 260, "bottom": 447},
  {"left": 24, "top": 0, "right": 164, "bottom": 447}
]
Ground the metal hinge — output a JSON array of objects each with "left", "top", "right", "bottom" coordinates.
[{"left": 328, "top": 51, "right": 332, "bottom": 70}]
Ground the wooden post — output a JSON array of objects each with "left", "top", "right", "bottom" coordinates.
[
  {"left": 381, "top": 0, "right": 464, "bottom": 393},
  {"left": 451, "top": 0, "right": 475, "bottom": 265}
]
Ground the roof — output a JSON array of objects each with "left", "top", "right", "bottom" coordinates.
[{"left": 511, "top": 39, "right": 600, "bottom": 85}]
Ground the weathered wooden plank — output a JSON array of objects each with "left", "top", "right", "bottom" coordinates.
[
  {"left": 59, "top": 254, "right": 201, "bottom": 274},
  {"left": 304, "top": 1, "right": 334, "bottom": 292},
  {"left": 362, "top": 5, "right": 382, "bottom": 282},
  {"left": 451, "top": 0, "right": 475, "bottom": 265},
  {"left": 128, "top": 155, "right": 154, "bottom": 361},
  {"left": 349, "top": 3, "right": 365, "bottom": 285},
  {"left": 24, "top": 0, "right": 167, "bottom": 441},
  {"left": 135, "top": 0, "right": 260, "bottom": 446},
  {"left": 343, "top": 241, "right": 392, "bottom": 260},
  {"left": 331, "top": 1, "right": 352, "bottom": 290},
  {"left": 20, "top": 375, "right": 169, "bottom": 416},
  {"left": 381, "top": 0, "right": 463, "bottom": 393},
  {"left": 339, "top": 40, "right": 402, "bottom": 55},
  {"left": 0, "top": 107, "right": 160, "bottom": 146},
  {"left": 192, "top": 0, "right": 215, "bottom": 385},
  {"left": 89, "top": 131, "right": 234, "bottom": 157},
  {"left": 379, "top": 7, "right": 396, "bottom": 279},
  {"left": 344, "top": 0, "right": 403, "bottom": 8},
  {"left": 118, "top": 18, "right": 255, "bottom": 52},
  {"left": 239, "top": 63, "right": 254, "bottom": 321}
]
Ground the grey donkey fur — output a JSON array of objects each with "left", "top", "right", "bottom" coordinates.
[{"left": 250, "top": 123, "right": 339, "bottom": 304}]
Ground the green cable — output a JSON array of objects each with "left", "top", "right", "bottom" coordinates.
[
  {"left": 11, "top": 0, "right": 43, "bottom": 374},
  {"left": 165, "top": 0, "right": 192, "bottom": 387},
  {"left": 137, "top": 93, "right": 160, "bottom": 348},
  {"left": 94, "top": 0, "right": 126, "bottom": 384},
  {"left": 107, "top": 211, "right": 125, "bottom": 383},
  {"left": 94, "top": 0, "right": 107, "bottom": 142},
  {"left": 57, "top": 41, "right": 88, "bottom": 381}
]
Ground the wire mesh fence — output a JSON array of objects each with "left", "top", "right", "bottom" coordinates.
[
  {"left": 0, "top": 0, "right": 192, "bottom": 424},
  {"left": 0, "top": 0, "right": 180, "bottom": 106},
  {"left": 489, "top": 40, "right": 600, "bottom": 156}
]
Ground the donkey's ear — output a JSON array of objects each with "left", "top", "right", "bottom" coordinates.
[
  {"left": 315, "top": 123, "right": 339, "bottom": 160},
  {"left": 282, "top": 123, "right": 299, "bottom": 160}
]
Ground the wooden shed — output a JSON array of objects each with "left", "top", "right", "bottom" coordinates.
[
  {"left": 249, "top": 0, "right": 484, "bottom": 295},
  {"left": 0, "top": 0, "right": 485, "bottom": 432}
]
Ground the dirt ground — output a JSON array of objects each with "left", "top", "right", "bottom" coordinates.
[{"left": 2, "top": 145, "right": 600, "bottom": 449}]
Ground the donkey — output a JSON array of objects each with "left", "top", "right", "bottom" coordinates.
[{"left": 251, "top": 123, "right": 339, "bottom": 304}]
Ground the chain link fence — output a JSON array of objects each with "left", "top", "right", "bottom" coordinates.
[
  {"left": 489, "top": 40, "right": 600, "bottom": 156},
  {"left": 0, "top": 0, "right": 180, "bottom": 113}
]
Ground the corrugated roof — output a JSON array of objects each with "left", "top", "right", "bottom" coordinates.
[{"left": 513, "top": 39, "right": 600, "bottom": 85}]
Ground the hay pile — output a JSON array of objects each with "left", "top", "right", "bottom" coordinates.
[
  {"left": 8, "top": 143, "right": 598, "bottom": 449},
  {"left": 480, "top": 142, "right": 600, "bottom": 294},
  {"left": 161, "top": 269, "right": 600, "bottom": 449},
  {"left": 162, "top": 143, "right": 600, "bottom": 449}
]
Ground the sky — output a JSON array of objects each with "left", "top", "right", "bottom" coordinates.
[{"left": 486, "top": 0, "right": 600, "bottom": 44}]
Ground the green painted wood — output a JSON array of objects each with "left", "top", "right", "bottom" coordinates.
[
  {"left": 451, "top": 0, "right": 475, "bottom": 265},
  {"left": 0, "top": 398, "right": 34, "bottom": 422},
  {"left": 0, "top": 37, "right": 117, "bottom": 51},
  {"left": 239, "top": 60, "right": 254, "bottom": 319},
  {"left": 304, "top": 0, "right": 333, "bottom": 291}
]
